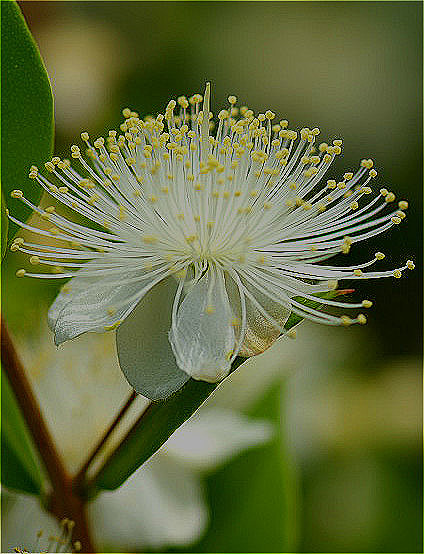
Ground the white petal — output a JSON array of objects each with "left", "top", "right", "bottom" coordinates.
[
  {"left": 48, "top": 262, "right": 167, "bottom": 345},
  {"left": 237, "top": 276, "right": 291, "bottom": 357},
  {"left": 1, "top": 489, "right": 61, "bottom": 553},
  {"left": 116, "top": 277, "right": 190, "bottom": 400},
  {"left": 163, "top": 408, "right": 274, "bottom": 471},
  {"left": 88, "top": 456, "right": 207, "bottom": 551},
  {"left": 169, "top": 267, "right": 235, "bottom": 383}
]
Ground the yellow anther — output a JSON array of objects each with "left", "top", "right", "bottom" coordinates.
[
  {"left": 265, "top": 110, "right": 275, "bottom": 120},
  {"left": 304, "top": 167, "right": 318, "bottom": 178},
  {"left": 228, "top": 95, "right": 237, "bottom": 104},
  {"left": 16, "top": 269, "right": 26, "bottom": 277},
  {"left": 398, "top": 200, "right": 408, "bottom": 210},
  {"left": 29, "top": 256, "right": 40, "bottom": 265},
  {"left": 353, "top": 269, "right": 363, "bottom": 276},
  {"left": 375, "top": 252, "right": 385, "bottom": 260},
  {"left": 393, "top": 269, "right": 402, "bottom": 279},
  {"left": 344, "top": 172, "right": 354, "bottom": 180},
  {"left": 380, "top": 188, "right": 388, "bottom": 196},
  {"left": 205, "top": 305, "right": 215, "bottom": 314},
  {"left": 357, "top": 314, "right": 367, "bottom": 325},
  {"left": 340, "top": 315, "right": 352, "bottom": 326},
  {"left": 11, "top": 189, "right": 23, "bottom": 199},
  {"left": 327, "top": 180, "right": 336, "bottom": 189},
  {"left": 406, "top": 260, "right": 415, "bottom": 270},
  {"left": 333, "top": 146, "right": 342, "bottom": 155},
  {"left": 350, "top": 201, "right": 359, "bottom": 210},
  {"left": 361, "top": 187, "right": 372, "bottom": 194},
  {"left": 391, "top": 216, "right": 401, "bottom": 224},
  {"left": 369, "top": 169, "right": 377, "bottom": 177},
  {"left": 385, "top": 192, "right": 396, "bottom": 202},
  {"left": 333, "top": 139, "right": 343, "bottom": 147},
  {"left": 337, "top": 181, "right": 346, "bottom": 189},
  {"left": 362, "top": 300, "right": 373, "bottom": 308},
  {"left": 44, "top": 161, "right": 55, "bottom": 172},
  {"left": 396, "top": 210, "right": 406, "bottom": 219}
]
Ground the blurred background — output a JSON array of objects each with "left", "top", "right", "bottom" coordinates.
[{"left": 2, "top": 1, "right": 422, "bottom": 552}]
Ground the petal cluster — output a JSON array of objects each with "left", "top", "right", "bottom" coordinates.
[{"left": 9, "top": 84, "right": 413, "bottom": 385}]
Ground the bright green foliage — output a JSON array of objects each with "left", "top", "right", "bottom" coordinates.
[
  {"left": 1, "top": 370, "right": 45, "bottom": 495},
  {"left": 1, "top": 1, "right": 54, "bottom": 236}
]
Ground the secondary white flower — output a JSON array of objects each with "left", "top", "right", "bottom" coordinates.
[
  {"left": 9, "top": 84, "right": 413, "bottom": 392},
  {"left": 4, "top": 330, "right": 273, "bottom": 552}
]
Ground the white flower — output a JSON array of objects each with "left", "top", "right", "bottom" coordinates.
[
  {"left": 9, "top": 83, "right": 413, "bottom": 391},
  {"left": 3, "top": 330, "right": 273, "bottom": 552}
]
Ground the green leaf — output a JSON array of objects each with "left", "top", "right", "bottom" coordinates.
[
  {"left": 1, "top": 369, "right": 45, "bottom": 495},
  {"left": 183, "top": 383, "right": 297, "bottom": 553},
  {"left": 1, "top": 1, "right": 54, "bottom": 235},
  {"left": 94, "top": 290, "right": 342, "bottom": 492},
  {"left": 1, "top": 191, "right": 8, "bottom": 259}
]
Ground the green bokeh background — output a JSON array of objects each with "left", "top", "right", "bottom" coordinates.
[{"left": 3, "top": 1, "right": 422, "bottom": 552}]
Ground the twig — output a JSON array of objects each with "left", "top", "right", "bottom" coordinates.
[
  {"left": 74, "top": 390, "right": 137, "bottom": 491},
  {"left": 1, "top": 319, "right": 96, "bottom": 553},
  {"left": 88, "top": 401, "right": 154, "bottom": 487}
]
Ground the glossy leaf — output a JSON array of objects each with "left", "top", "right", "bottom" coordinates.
[
  {"left": 94, "top": 290, "right": 341, "bottom": 491},
  {"left": 1, "top": 1, "right": 54, "bottom": 235},
  {"left": 1, "top": 369, "right": 45, "bottom": 495},
  {"left": 1, "top": 191, "right": 8, "bottom": 259}
]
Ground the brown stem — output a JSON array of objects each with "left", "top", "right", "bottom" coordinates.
[
  {"left": 74, "top": 390, "right": 137, "bottom": 491},
  {"left": 88, "top": 402, "right": 154, "bottom": 488},
  {"left": 1, "top": 319, "right": 96, "bottom": 553}
]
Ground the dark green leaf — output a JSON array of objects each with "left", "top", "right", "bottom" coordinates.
[
  {"left": 1, "top": 1, "right": 54, "bottom": 235},
  {"left": 1, "top": 191, "right": 8, "bottom": 259},
  {"left": 94, "top": 290, "right": 343, "bottom": 491},
  {"left": 1, "top": 369, "right": 45, "bottom": 495}
]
